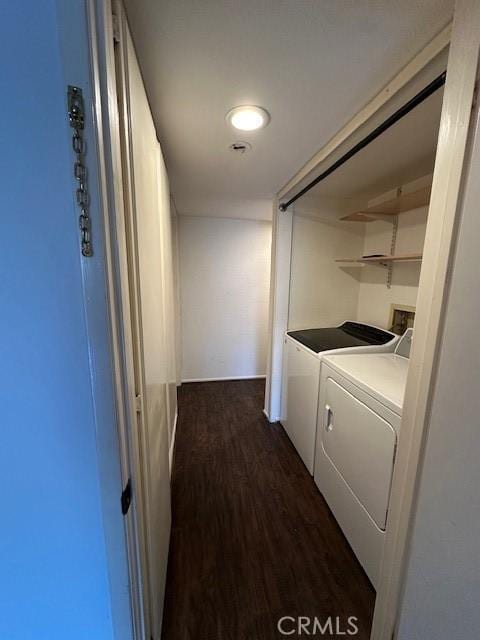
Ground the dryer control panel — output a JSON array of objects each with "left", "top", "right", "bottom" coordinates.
[{"left": 395, "top": 328, "right": 413, "bottom": 359}]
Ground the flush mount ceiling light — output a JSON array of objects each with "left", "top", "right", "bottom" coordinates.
[{"left": 226, "top": 105, "right": 270, "bottom": 131}]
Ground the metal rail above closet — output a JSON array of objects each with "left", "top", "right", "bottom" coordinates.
[{"left": 279, "top": 71, "right": 446, "bottom": 212}]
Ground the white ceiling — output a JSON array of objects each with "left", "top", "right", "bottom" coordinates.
[
  {"left": 308, "top": 86, "right": 444, "bottom": 201},
  {"left": 124, "top": 0, "right": 454, "bottom": 217}
]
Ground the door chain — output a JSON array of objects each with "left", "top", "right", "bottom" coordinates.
[{"left": 67, "top": 86, "right": 93, "bottom": 257}]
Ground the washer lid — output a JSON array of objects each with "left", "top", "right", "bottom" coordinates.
[
  {"left": 322, "top": 353, "right": 409, "bottom": 415},
  {"left": 287, "top": 322, "right": 395, "bottom": 353}
]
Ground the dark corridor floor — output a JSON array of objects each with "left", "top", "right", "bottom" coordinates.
[{"left": 161, "top": 379, "right": 375, "bottom": 640}]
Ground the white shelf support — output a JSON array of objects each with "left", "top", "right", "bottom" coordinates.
[{"left": 387, "top": 215, "right": 399, "bottom": 288}]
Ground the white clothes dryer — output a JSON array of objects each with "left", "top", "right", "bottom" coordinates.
[
  {"left": 281, "top": 322, "right": 398, "bottom": 474},
  {"left": 314, "top": 329, "right": 413, "bottom": 587}
]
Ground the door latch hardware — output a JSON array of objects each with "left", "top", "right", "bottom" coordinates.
[
  {"left": 121, "top": 478, "right": 132, "bottom": 515},
  {"left": 68, "top": 85, "right": 85, "bottom": 130},
  {"left": 135, "top": 394, "right": 142, "bottom": 413}
]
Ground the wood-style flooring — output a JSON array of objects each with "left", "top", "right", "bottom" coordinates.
[{"left": 161, "top": 379, "right": 375, "bottom": 639}]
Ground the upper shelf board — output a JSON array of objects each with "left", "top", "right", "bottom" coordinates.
[
  {"left": 340, "top": 185, "right": 431, "bottom": 222},
  {"left": 336, "top": 253, "right": 423, "bottom": 264}
]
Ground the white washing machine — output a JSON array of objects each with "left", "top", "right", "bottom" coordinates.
[
  {"left": 281, "top": 322, "right": 398, "bottom": 474},
  {"left": 314, "top": 329, "right": 413, "bottom": 587}
]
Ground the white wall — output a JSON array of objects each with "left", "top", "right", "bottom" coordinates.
[
  {"left": 288, "top": 204, "right": 364, "bottom": 329},
  {"left": 356, "top": 206, "right": 428, "bottom": 328},
  {"left": 396, "top": 84, "right": 480, "bottom": 640},
  {"left": 179, "top": 215, "right": 271, "bottom": 381},
  {"left": 173, "top": 194, "right": 272, "bottom": 221},
  {"left": 170, "top": 200, "right": 183, "bottom": 388},
  {"left": 158, "top": 162, "right": 177, "bottom": 454},
  {"left": 287, "top": 198, "right": 428, "bottom": 333},
  {"left": 264, "top": 203, "right": 293, "bottom": 422}
]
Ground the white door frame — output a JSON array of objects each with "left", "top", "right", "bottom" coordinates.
[
  {"left": 264, "top": 3, "right": 480, "bottom": 639},
  {"left": 114, "top": 9, "right": 173, "bottom": 637},
  {"left": 372, "top": 3, "right": 480, "bottom": 637},
  {"left": 86, "top": 1, "right": 151, "bottom": 638}
]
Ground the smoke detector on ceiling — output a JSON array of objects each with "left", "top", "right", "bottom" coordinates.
[{"left": 229, "top": 141, "right": 252, "bottom": 154}]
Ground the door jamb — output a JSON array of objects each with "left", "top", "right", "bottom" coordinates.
[
  {"left": 86, "top": 1, "right": 151, "bottom": 638},
  {"left": 372, "top": 2, "right": 480, "bottom": 637}
]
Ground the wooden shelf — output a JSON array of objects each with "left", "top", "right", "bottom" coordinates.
[
  {"left": 336, "top": 253, "right": 422, "bottom": 264},
  {"left": 341, "top": 212, "right": 377, "bottom": 222},
  {"left": 341, "top": 185, "right": 431, "bottom": 222}
]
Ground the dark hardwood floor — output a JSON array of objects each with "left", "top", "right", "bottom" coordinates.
[{"left": 161, "top": 379, "right": 375, "bottom": 639}]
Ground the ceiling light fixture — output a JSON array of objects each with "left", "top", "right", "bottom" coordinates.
[{"left": 226, "top": 105, "right": 270, "bottom": 131}]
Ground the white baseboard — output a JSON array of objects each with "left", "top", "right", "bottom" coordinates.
[
  {"left": 181, "top": 374, "right": 266, "bottom": 383},
  {"left": 169, "top": 409, "right": 178, "bottom": 475},
  {"left": 263, "top": 408, "right": 280, "bottom": 423}
]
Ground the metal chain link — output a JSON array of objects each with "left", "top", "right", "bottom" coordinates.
[{"left": 68, "top": 86, "right": 92, "bottom": 257}]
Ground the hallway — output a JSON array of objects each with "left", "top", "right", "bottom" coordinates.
[{"left": 162, "top": 380, "right": 375, "bottom": 639}]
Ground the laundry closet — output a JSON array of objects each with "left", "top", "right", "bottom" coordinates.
[{"left": 277, "top": 50, "right": 447, "bottom": 589}]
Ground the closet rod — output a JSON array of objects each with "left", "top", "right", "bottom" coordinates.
[{"left": 279, "top": 71, "right": 446, "bottom": 212}]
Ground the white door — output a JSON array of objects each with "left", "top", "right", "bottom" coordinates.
[
  {"left": 282, "top": 338, "right": 320, "bottom": 473},
  {"left": 114, "top": 11, "right": 171, "bottom": 640}
]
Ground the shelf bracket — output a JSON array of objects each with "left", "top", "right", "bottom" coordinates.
[{"left": 387, "top": 215, "right": 399, "bottom": 288}]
